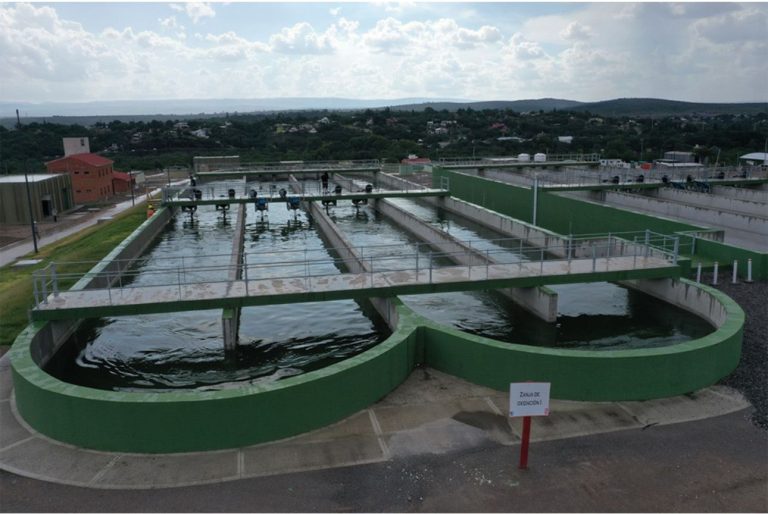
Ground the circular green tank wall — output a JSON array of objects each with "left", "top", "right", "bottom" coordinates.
[{"left": 10, "top": 281, "right": 743, "bottom": 453}]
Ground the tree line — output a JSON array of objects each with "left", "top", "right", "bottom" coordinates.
[{"left": 1, "top": 108, "right": 765, "bottom": 174}]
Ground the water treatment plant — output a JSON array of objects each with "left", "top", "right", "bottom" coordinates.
[{"left": 6, "top": 158, "right": 766, "bottom": 457}]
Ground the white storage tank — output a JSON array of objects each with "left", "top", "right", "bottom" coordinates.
[
  {"left": 534, "top": 153, "right": 547, "bottom": 162},
  {"left": 517, "top": 153, "right": 530, "bottom": 162}
]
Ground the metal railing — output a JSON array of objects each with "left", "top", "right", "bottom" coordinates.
[
  {"left": 162, "top": 176, "right": 442, "bottom": 204},
  {"left": 439, "top": 154, "right": 602, "bottom": 167},
  {"left": 513, "top": 165, "right": 767, "bottom": 189},
  {"left": 31, "top": 234, "right": 678, "bottom": 309},
  {"left": 209, "top": 159, "right": 381, "bottom": 174}
]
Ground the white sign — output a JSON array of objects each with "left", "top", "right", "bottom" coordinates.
[{"left": 509, "top": 382, "right": 551, "bottom": 417}]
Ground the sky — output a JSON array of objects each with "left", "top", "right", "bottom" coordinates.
[{"left": 1, "top": 1, "right": 767, "bottom": 105}]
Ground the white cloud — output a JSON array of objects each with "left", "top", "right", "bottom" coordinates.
[
  {"left": 363, "top": 17, "right": 502, "bottom": 54},
  {"left": 1, "top": 3, "right": 765, "bottom": 104},
  {"left": 560, "top": 22, "right": 592, "bottom": 42},
  {"left": 170, "top": 3, "right": 215, "bottom": 24},
  {"left": 159, "top": 16, "right": 177, "bottom": 29},
  {"left": 329, "top": 7, "right": 341, "bottom": 17},
  {"left": 694, "top": 8, "right": 768, "bottom": 45},
  {"left": 370, "top": 1, "right": 416, "bottom": 15},
  {"left": 505, "top": 34, "right": 546, "bottom": 61},
  {"left": 269, "top": 22, "right": 337, "bottom": 54},
  {"left": 202, "top": 31, "right": 269, "bottom": 60}
]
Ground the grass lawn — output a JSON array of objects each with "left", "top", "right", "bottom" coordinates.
[{"left": 0, "top": 205, "right": 148, "bottom": 347}]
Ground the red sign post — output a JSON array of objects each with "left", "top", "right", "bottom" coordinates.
[{"left": 509, "top": 382, "right": 551, "bottom": 470}]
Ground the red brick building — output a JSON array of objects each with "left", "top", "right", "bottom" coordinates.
[
  {"left": 45, "top": 153, "right": 115, "bottom": 204},
  {"left": 112, "top": 171, "right": 134, "bottom": 193}
]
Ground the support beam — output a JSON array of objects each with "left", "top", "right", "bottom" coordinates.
[{"left": 222, "top": 204, "right": 246, "bottom": 352}]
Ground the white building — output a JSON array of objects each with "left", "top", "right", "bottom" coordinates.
[
  {"left": 63, "top": 137, "right": 90, "bottom": 156},
  {"left": 739, "top": 152, "right": 768, "bottom": 166}
]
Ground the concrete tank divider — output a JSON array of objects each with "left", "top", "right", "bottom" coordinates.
[
  {"left": 370, "top": 195, "right": 558, "bottom": 322},
  {"left": 371, "top": 172, "right": 560, "bottom": 321},
  {"left": 289, "top": 175, "right": 398, "bottom": 329},
  {"left": 222, "top": 204, "right": 246, "bottom": 351},
  {"left": 432, "top": 168, "right": 767, "bottom": 279}
]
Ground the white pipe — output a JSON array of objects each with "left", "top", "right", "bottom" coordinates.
[
  {"left": 696, "top": 262, "right": 702, "bottom": 283},
  {"left": 747, "top": 259, "right": 753, "bottom": 283},
  {"left": 712, "top": 261, "right": 719, "bottom": 285},
  {"left": 732, "top": 260, "right": 738, "bottom": 284}
]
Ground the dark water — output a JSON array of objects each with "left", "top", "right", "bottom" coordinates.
[
  {"left": 44, "top": 187, "right": 715, "bottom": 392},
  {"left": 45, "top": 185, "right": 389, "bottom": 392},
  {"left": 335, "top": 198, "right": 714, "bottom": 351}
]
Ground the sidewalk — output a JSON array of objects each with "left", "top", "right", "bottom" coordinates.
[{"left": 0, "top": 351, "right": 752, "bottom": 490}]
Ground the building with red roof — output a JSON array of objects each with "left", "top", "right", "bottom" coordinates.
[
  {"left": 111, "top": 171, "right": 134, "bottom": 193},
  {"left": 46, "top": 153, "right": 115, "bottom": 204}
]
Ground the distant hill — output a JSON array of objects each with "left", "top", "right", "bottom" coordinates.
[
  {"left": 392, "top": 98, "right": 767, "bottom": 116},
  {"left": 390, "top": 98, "right": 584, "bottom": 112},
  {"left": 2, "top": 97, "right": 765, "bottom": 128},
  {"left": 0, "top": 97, "right": 464, "bottom": 119},
  {"left": 565, "top": 98, "right": 767, "bottom": 117}
]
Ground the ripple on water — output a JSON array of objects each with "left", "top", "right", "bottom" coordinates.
[{"left": 45, "top": 195, "right": 389, "bottom": 392}]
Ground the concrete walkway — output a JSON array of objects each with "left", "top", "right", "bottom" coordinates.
[
  {"left": 31, "top": 255, "right": 676, "bottom": 320},
  {"left": 0, "top": 350, "right": 750, "bottom": 490}
]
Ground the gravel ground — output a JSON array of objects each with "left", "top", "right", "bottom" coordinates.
[{"left": 704, "top": 275, "right": 767, "bottom": 430}]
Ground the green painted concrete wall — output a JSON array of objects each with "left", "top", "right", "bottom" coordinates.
[
  {"left": 421, "top": 281, "right": 743, "bottom": 401},
  {"left": 433, "top": 169, "right": 767, "bottom": 279},
  {"left": 12, "top": 301, "right": 422, "bottom": 453},
  {"left": 7, "top": 173, "right": 748, "bottom": 452},
  {"left": 694, "top": 238, "right": 768, "bottom": 280},
  {"left": 11, "top": 278, "right": 743, "bottom": 452},
  {"left": 432, "top": 168, "right": 702, "bottom": 234}
]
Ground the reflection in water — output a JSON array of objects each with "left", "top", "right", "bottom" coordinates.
[
  {"left": 334, "top": 199, "right": 714, "bottom": 352},
  {"left": 45, "top": 182, "right": 389, "bottom": 392},
  {"left": 45, "top": 186, "right": 716, "bottom": 392}
]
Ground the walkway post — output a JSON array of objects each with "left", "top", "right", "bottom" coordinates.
[
  {"left": 243, "top": 253, "right": 249, "bottom": 296},
  {"left": 33, "top": 272, "right": 40, "bottom": 306},
  {"left": 732, "top": 260, "right": 738, "bottom": 284},
  {"left": 532, "top": 176, "right": 539, "bottom": 226},
  {"left": 644, "top": 229, "right": 650, "bottom": 258},
  {"left": 429, "top": 252, "right": 433, "bottom": 283},
  {"left": 673, "top": 237, "right": 679, "bottom": 264},
  {"left": 713, "top": 261, "right": 719, "bottom": 285},
  {"left": 51, "top": 263, "right": 58, "bottom": 297}
]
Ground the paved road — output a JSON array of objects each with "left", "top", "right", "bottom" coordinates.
[{"left": 1, "top": 410, "right": 765, "bottom": 513}]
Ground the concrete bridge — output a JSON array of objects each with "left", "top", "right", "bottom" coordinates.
[
  {"left": 31, "top": 237, "right": 680, "bottom": 321},
  {"left": 160, "top": 186, "right": 449, "bottom": 207}
]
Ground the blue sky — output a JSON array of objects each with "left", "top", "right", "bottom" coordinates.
[{"left": 2, "top": 2, "right": 766, "bottom": 104}]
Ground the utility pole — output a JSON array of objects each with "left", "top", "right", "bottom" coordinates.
[
  {"left": 24, "top": 163, "right": 39, "bottom": 253},
  {"left": 129, "top": 168, "right": 135, "bottom": 206}
]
